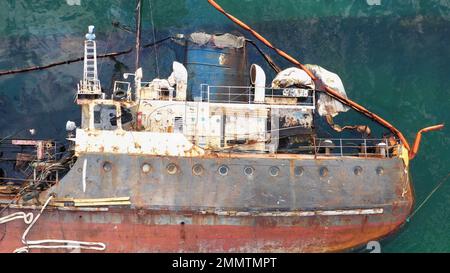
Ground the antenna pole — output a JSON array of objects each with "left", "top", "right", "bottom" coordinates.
[{"left": 135, "top": 0, "right": 142, "bottom": 71}]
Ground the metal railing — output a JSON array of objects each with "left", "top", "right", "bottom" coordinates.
[
  {"left": 313, "top": 138, "right": 395, "bottom": 158},
  {"left": 188, "top": 134, "right": 397, "bottom": 158},
  {"left": 77, "top": 79, "right": 101, "bottom": 95},
  {"left": 200, "top": 84, "right": 315, "bottom": 108},
  {"left": 113, "top": 81, "right": 131, "bottom": 100},
  {"left": 140, "top": 81, "right": 175, "bottom": 100}
]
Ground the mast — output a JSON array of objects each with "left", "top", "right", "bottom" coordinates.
[{"left": 135, "top": 0, "right": 142, "bottom": 71}]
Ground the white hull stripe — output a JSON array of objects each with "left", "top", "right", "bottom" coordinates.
[
  {"left": 3, "top": 205, "right": 383, "bottom": 217},
  {"left": 211, "top": 208, "right": 384, "bottom": 217}
]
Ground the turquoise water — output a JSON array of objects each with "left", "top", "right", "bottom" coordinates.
[{"left": 0, "top": 0, "right": 449, "bottom": 252}]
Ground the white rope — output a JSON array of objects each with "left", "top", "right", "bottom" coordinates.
[
  {"left": 9, "top": 195, "right": 106, "bottom": 253},
  {"left": 0, "top": 212, "right": 33, "bottom": 225}
]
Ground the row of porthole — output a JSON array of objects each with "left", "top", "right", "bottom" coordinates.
[
  {"left": 219, "top": 165, "right": 281, "bottom": 177},
  {"left": 102, "top": 162, "right": 385, "bottom": 177}
]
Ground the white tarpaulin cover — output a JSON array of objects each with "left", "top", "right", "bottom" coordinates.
[
  {"left": 189, "top": 32, "right": 246, "bottom": 48},
  {"left": 305, "top": 64, "right": 350, "bottom": 117},
  {"left": 271, "top": 67, "right": 315, "bottom": 90}
]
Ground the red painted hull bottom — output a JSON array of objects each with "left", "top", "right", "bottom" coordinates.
[{"left": 0, "top": 209, "right": 407, "bottom": 253}]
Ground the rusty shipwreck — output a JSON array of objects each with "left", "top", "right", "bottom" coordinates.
[{"left": 0, "top": 0, "right": 444, "bottom": 253}]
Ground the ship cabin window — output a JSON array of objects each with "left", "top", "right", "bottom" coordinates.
[
  {"left": 120, "top": 107, "right": 134, "bottom": 130},
  {"left": 93, "top": 104, "right": 119, "bottom": 130}
]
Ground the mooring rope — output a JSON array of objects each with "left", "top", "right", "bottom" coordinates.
[
  {"left": 13, "top": 195, "right": 106, "bottom": 253},
  {"left": 0, "top": 212, "right": 33, "bottom": 225},
  {"left": 0, "top": 195, "right": 106, "bottom": 253},
  {"left": 407, "top": 172, "right": 450, "bottom": 222}
]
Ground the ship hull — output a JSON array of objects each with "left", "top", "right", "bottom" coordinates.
[
  {"left": 0, "top": 153, "right": 413, "bottom": 252},
  {"left": 1, "top": 206, "right": 410, "bottom": 253}
]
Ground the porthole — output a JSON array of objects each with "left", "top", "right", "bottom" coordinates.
[
  {"left": 269, "top": 166, "right": 280, "bottom": 177},
  {"left": 244, "top": 166, "right": 254, "bottom": 176},
  {"left": 294, "top": 166, "right": 304, "bottom": 177},
  {"left": 354, "top": 166, "right": 363, "bottom": 176},
  {"left": 319, "top": 167, "right": 329, "bottom": 177},
  {"left": 376, "top": 166, "right": 384, "bottom": 176},
  {"left": 103, "top": 161, "right": 112, "bottom": 172},
  {"left": 141, "top": 163, "right": 152, "bottom": 173},
  {"left": 192, "top": 164, "right": 204, "bottom": 176},
  {"left": 218, "top": 165, "right": 229, "bottom": 176},
  {"left": 167, "top": 163, "right": 178, "bottom": 175}
]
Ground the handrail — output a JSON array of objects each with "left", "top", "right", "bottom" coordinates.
[
  {"left": 313, "top": 138, "right": 396, "bottom": 158},
  {"left": 139, "top": 81, "right": 175, "bottom": 100},
  {"left": 200, "top": 84, "right": 315, "bottom": 107},
  {"left": 197, "top": 136, "right": 397, "bottom": 158},
  {"left": 78, "top": 79, "right": 101, "bottom": 94}
]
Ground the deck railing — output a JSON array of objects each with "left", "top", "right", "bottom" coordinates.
[
  {"left": 214, "top": 137, "right": 397, "bottom": 158},
  {"left": 113, "top": 81, "right": 132, "bottom": 100},
  {"left": 313, "top": 138, "right": 395, "bottom": 158},
  {"left": 77, "top": 79, "right": 101, "bottom": 95},
  {"left": 139, "top": 81, "right": 175, "bottom": 100},
  {"left": 200, "top": 84, "right": 315, "bottom": 108}
]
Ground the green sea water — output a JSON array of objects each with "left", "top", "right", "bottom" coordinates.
[{"left": 0, "top": 0, "right": 448, "bottom": 252}]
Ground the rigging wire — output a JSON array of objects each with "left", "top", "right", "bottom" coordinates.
[
  {"left": 246, "top": 39, "right": 281, "bottom": 73},
  {"left": 407, "top": 172, "right": 450, "bottom": 222},
  {"left": 148, "top": 0, "right": 160, "bottom": 78},
  {"left": 111, "top": 21, "right": 134, "bottom": 34},
  {"left": 98, "top": 24, "right": 115, "bottom": 75}
]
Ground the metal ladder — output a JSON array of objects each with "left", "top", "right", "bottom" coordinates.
[
  {"left": 83, "top": 40, "right": 98, "bottom": 82},
  {"left": 78, "top": 25, "right": 102, "bottom": 97},
  {"left": 184, "top": 102, "right": 199, "bottom": 144}
]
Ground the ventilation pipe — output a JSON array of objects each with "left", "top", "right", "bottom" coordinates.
[
  {"left": 250, "top": 64, "right": 266, "bottom": 103},
  {"left": 168, "top": 61, "right": 188, "bottom": 101}
]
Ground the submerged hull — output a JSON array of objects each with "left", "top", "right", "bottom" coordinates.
[{"left": 0, "top": 153, "right": 413, "bottom": 252}]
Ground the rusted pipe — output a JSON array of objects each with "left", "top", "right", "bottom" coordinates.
[{"left": 409, "top": 124, "right": 444, "bottom": 160}]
